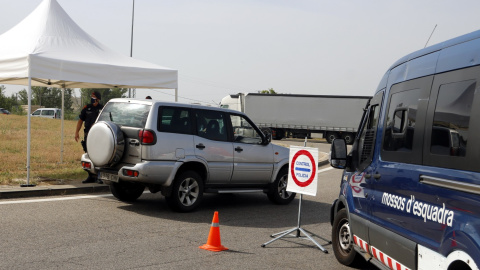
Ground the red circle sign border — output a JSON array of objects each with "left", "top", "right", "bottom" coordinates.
[{"left": 290, "top": 149, "right": 317, "bottom": 187}]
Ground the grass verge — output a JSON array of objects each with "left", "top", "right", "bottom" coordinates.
[{"left": 0, "top": 115, "right": 86, "bottom": 185}]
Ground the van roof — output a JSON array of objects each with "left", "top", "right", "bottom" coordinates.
[
  {"left": 377, "top": 29, "right": 480, "bottom": 93},
  {"left": 389, "top": 29, "right": 480, "bottom": 70}
]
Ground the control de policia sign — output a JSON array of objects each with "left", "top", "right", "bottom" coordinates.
[{"left": 286, "top": 145, "right": 318, "bottom": 196}]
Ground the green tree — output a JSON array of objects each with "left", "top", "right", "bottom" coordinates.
[
  {"left": 18, "top": 88, "right": 28, "bottom": 105},
  {"left": 0, "top": 85, "right": 8, "bottom": 107},
  {"left": 0, "top": 85, "right": 20, "bottom": 112},
  {"left": 258, "top": 88, "right": 277, "bottom": 94},
  {"left": 79, "top": 88, "right": 128, "bottom": 107},
  {"left": 17, "top": 87, "right": 73, "bottom": 112}
]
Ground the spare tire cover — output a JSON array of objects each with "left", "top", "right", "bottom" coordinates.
[{"left": 87, "top": 121, "right": 125, "bottom": 166}]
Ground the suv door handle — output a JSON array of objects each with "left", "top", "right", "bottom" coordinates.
[
  {"left": 196, "top": 144, "right": 205, "bottom": 149},
  {"left": 373, "top": 173, "right": 381, "bottom": 180},
  {"left": 235, "top": 146, "right": 243, "bottom": 152}
]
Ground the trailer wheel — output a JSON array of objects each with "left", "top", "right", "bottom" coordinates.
[
  {"left": 260, "top": 128, "right": 272, "bottom": 141},
  {"left": 342, "top": 133, "right": 354, "bottom": 145},
  {"left": 326, "top": 132, "right": 338, "bottom": 144},
  {"left": 272, "top": 129, "right": 284, "bottom": 140}
]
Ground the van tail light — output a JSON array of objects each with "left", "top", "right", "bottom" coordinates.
[{"left": 138, "top": 129, "right": 156, "bottom": 145}]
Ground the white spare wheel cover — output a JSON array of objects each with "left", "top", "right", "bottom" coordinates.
[{"left": 87, "top": 121, "right": 125, "bottom": 166}]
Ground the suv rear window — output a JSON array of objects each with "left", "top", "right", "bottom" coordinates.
[
  {"left": 158, "top": 107, "right": 192, "bottom": 134},
  {"left": 98, "top": 102, "right": 151, "bottom": 128}
]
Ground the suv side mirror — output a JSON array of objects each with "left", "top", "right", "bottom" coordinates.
[
  {"left": 330, "top": 138, "right": 347, "bottom": 169},
  {"left": 260, "top": 128, "right": 272, "bottom": 145}
]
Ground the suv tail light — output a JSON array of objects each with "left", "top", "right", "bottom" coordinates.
[
  {"left": 82, "top": 161, "right": 91, "bottom": 169},
  {"left": 139, "top": 129, "right": 156, "bottom": 145},
  {"left": 123, "top": 169, "right": 139, "bottom": 177}
]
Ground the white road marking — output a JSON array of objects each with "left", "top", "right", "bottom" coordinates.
[
  {"left": 0, "top": 194, "right": 113, "bottom": 205},
  {"left": 318, "top": 166, "right": 334, "bottom": 173},
  {"left": 0, "top": 168, "right": 336, "bottom": 206}
]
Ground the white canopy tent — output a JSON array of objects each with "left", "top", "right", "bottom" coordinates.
[{"left": 0, "top": 0, "right": 178, "bottom": 185}]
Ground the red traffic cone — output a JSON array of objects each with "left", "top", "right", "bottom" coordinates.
[{"left": 199, "top": 211, "right": 228, "bottom": 252}]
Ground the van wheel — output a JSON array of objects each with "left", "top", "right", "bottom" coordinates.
[
  {"left": 267, "top": 168, "right": 296, "bottom": 205},
  {"left": 110, "top": 181, "right": 145, "bottom": 202},
  {"left": 326, "top": 132, "right": 338, "bottom": 144},
  {"left": 166, "top": 171, "right": 204, "bottom": 212},
  {"left": 332, "top": 208, "right": 363, "bottom": 266}
]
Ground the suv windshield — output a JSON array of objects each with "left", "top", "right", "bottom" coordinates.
[{"left": 98, "top": 102, "right": 151, "bottom": 128}]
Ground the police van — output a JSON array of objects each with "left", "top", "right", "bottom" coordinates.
[{"left": 329, "top": 29, "right": 480, "bottom": 270}]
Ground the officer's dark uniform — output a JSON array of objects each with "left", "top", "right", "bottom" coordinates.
[
  {"left": 79, "top": 103, "right": 104, "bottom": 152},
  {"left": 79, "top": 101, "right": 103, "bottom": 183}
]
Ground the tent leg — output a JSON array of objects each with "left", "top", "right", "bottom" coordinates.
[
  {"left": 60, "top": 87, "right": 65, "bottom": 163},
  {"left": 175, "top": 88, "right": 178, "bottom": 102},
  {"left": 27, "top": 77, "right": 31, "bottom": 183},
  {"left": 22, "top": 76, "right": 35, "bottom": 187}
]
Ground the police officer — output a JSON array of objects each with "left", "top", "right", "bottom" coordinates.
[{"left": 75, "top": 91, "right": 104, "bottom": 184}]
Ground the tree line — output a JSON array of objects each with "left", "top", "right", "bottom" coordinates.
[{"left": 0, "top": 86, "right": 128, "bottom": 118}]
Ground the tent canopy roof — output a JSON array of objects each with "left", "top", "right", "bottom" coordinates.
[{"left": 0, "top": 0, "right": 177, "bottom": 89}]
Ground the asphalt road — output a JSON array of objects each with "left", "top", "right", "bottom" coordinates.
[{"left": 0, "top": 140, "right": 375, "bottom": 270}]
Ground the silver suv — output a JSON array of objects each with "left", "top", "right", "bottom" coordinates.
[{"left": 81, "top": 99, "right": 295, "bottom": 212}]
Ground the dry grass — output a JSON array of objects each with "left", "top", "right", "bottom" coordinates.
[{"left": 0, "top": 114, "right": 86, "bottom": 185}]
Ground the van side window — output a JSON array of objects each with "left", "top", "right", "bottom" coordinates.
[
  {"left": 158, "top": 107, "right": 192, "bottom": 135},
  {"left": 43, "top": 110, "right": 54, "bottom": 116},
  {"left": 355, "top": 91, "right": 383, "bottom": 171},
  {"left": 424, "top": 67, "right": 480, "bottom": 171},
  {"left": 359, "top": 104, "right": 380, "bottom": 165},
  {"left": 383, "top": 89, "right": 423, "bottom": 152},
  {"left": 430, "top": 80, "right": 475, "bottom": 157},
  {"left": 196, "top": 110, "right": 228, "bottom": 142},
  {"left": 381, "top": 76, "right": 432, "bottom": 165}
]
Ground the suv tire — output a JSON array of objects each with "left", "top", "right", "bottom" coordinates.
[
  {"left": 166, "top": 171, "right": 204, "bottom": 212},
  {"left": 110, "top": 181, "right": 145, "bottom": 202},
  {"left": 267, "top": 168, "right": 296, "bottom": 204},
  {"left": 87, "top": 121, "right": 125, "bottom": 166}
]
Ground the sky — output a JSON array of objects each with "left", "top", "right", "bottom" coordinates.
[{"left": 2, "top": 0, "right": 480, "bottom": 106}]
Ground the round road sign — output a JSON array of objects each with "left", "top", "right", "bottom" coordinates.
[{"left": 290, "top": 150, "right": 317, "bottom": 187}]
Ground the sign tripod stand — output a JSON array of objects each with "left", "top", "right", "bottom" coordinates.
[{"left": 261, "top": 138, "right": 331, "bottom": 253}]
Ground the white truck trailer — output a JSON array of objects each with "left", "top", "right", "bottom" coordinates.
[{"left": 220, "top": 93, "right": 371, "bottom": 143}]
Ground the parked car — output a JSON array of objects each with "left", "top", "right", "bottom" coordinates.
[
  {"left": 31, "top": 108, "right": 61, "bottom": 119},
  {"left": 329, "top": 29, "right": 480, "bottom": 270},
  {"left": 81, "top": 99, "right": 295, "bottom": 212},
  {"left": 0, "top": 108, "right": 10, "bottom": 114}
]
